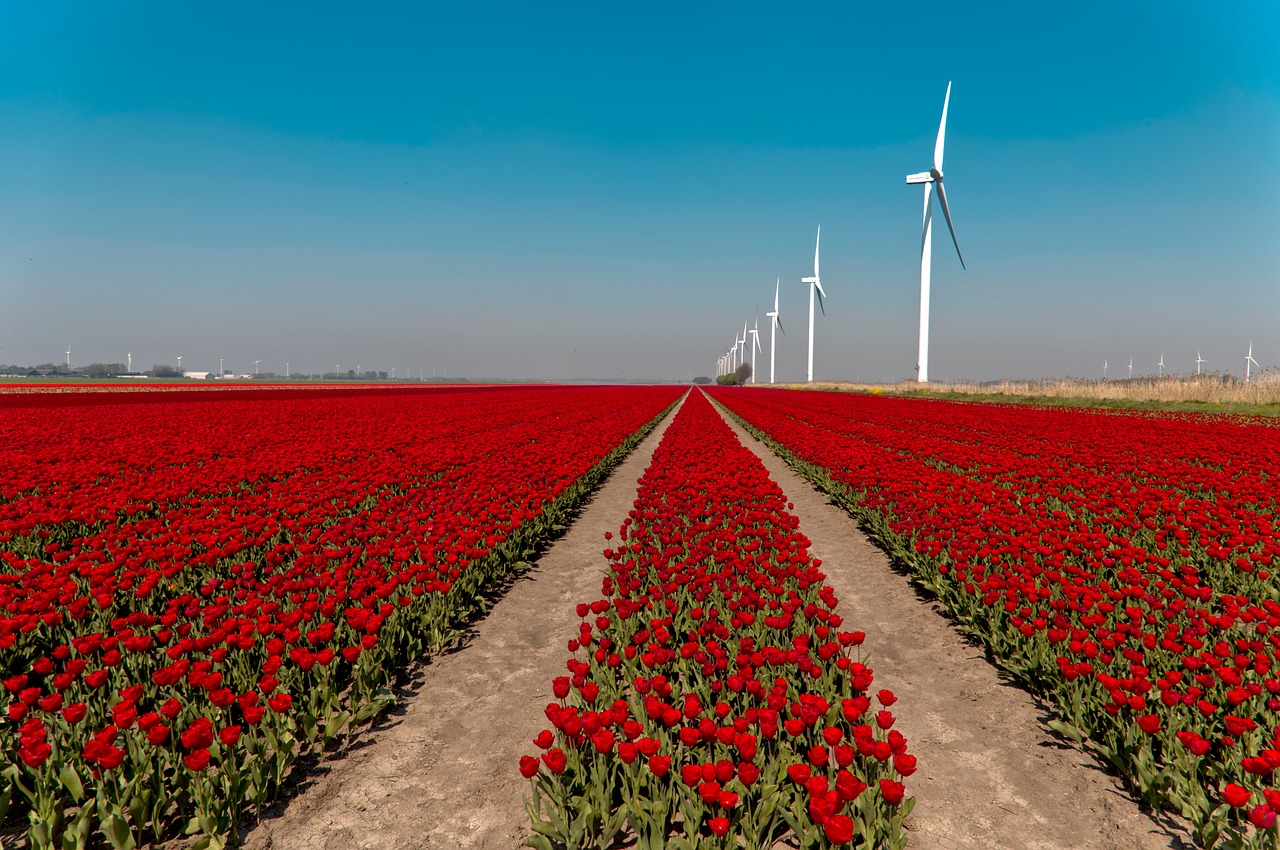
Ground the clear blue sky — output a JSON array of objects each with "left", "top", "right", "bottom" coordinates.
[{"left": 1, "top": 1, "right": 1277, "bottom": 381}]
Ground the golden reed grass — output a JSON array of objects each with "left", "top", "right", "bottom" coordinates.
[{"left": 766, "top": 371, "right": 1280, "bottom": 410}]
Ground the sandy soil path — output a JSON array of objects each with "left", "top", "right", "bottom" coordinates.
[
  {"left": 240, "top": 389, "right": 1192, "bottom": 850},
  {"left": 239, "top": 395, "right": 685, "bottom": 850},
  {"left": 712, "top": 397, "right": 1192, "bottom": 850}
]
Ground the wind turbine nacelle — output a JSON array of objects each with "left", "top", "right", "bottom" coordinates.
[{"left": 905, "top": 172, "right": 934, "bottom": 184}]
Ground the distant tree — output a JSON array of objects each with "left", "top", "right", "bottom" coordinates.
[
  {"left": 692, "top": 376, "right": 712, "bottom": 385},
  {"left": 152, "top": 364, "right": 180, "bottom": 378},
  {"left": 735, "top": 363, "right": 752, "bottom": 385},
  {"left": 83, "top": 362, "right": 126, "bottom": 378}
]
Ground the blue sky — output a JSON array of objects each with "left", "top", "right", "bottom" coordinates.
[{"left": 1, "top": 1, "right": 1276, "bottom": 381}]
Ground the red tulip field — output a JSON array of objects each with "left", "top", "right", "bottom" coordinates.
[
  {"left": 0, "top": 384, "right": 679, "bottom": 850},
  {"left": 3, "top": 382, "right": 1279, "bottom": 849},
  {"left": 708, "top": 386, "right": 1280, "bottom": 849}
]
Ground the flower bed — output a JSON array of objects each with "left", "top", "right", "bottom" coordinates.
[
  {"left": 1, "top": 385, "right": 681, "bottom": 850},
  {"left": 522, "top": 390, "right": 914, "bottom": 849}
]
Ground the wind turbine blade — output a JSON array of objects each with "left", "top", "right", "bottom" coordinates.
[
  {"left": 814, "top": 226, "right": 821, "bottom": 279},
  {"left": 774, "top": 277, "right": 780, "bottom": 312},
  {"left": 815, "top": 284, "right": 826, "bottom": 316},
  {"left": 934, "top": 81, "right": 952, "bottom": 172},
  {"left": 933, "top": 180, "right": 965, "bottom": 269},
  {"left": 777, "top": 316, "right": 786, "bottom": 336}
]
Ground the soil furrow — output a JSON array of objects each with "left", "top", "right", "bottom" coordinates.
[
  {"left": 239, "top": 395, "right": 685, "bottom": 850},
  {"left": 712, "top": 396, "right": 1192, "bottom": 850}
]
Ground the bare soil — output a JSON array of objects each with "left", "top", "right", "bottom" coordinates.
[
  {"left": 237, "top": 392, "right": 1194, "bottom": 850},
  {"left": 238, "top": 396, "right": 686, "bottom": 850},
  {"left": 713, "top": 401, "right": 1192, "bottom": 850}
]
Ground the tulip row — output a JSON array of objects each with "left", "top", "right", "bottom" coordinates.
[
  {"left": 522, "top": 390, "right": 914, "bottom": 850},
  {"left": 709, "top": 387, "right": 1280, "bottom": 849},
  {"left": 1, "top": 385, "right": 682, "bottom": 850}
]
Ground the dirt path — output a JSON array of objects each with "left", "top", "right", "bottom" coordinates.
[
  {"left": 712, "top": 398, "right": 1192, "bottom": 850},
  {"left": 240, "top": 389, "right": 1192, "bottom": 850},
  {"left": 239, "top": 395, "right": 685, "bottom": 850}
]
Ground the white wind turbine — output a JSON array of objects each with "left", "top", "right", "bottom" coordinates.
[
  {"left": 1196, "top": 350, "right": 1206, "bottom": 374},
  {"left": 1103, "top": 359, "right": 1108, "bottom": 380},
  {"left": 1158, "top": 352, "right": 1165, "bottom": 377},
  {"left": 747, "top": 312, "right": 762, "bottom": 384},
  {"left": 1246, "top": 342, "right": 1260, "bottom": 383},
  {"left": 906, "top": 82, "right": 965, "bottom": 382},
  {"left": 127, "top": 351, "right": 132, "bottom": 372},
  {"left": 765, "top": 277, "right": 785, "bottom": 384},
  {"left": 736, "top": 322, "right": 748, "bottom": 373},
  {"left": 1128, "top": 357, "right": 1133, "bottom": 379},
  {"left": 65, "top": 346, "right": 71, "bottom": 369},
  {"left": 801, "top": 226, "right": 825, "bottom": 382}
]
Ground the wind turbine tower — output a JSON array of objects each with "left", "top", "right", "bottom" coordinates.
[
  {"left": 906, "top": 82, "right": 966, "bottom": 382},
  {"left": 801, "top": 226, "right": 825, "bottom": 382},
  {"left": 747, "top": 313, "right": 762, "bottom": 384},
  {"left": 1246, "top": 342, "right": 1260, "bottom": 383},
  {"left": 1158, "top": 352, "right": 1165, "bottom": 377},
  {"left": 765, "top": 277, "right": 785, "bottom": 384},
  {"left": 1196, "top": 350, "right": 1206, "bottom": 374}
]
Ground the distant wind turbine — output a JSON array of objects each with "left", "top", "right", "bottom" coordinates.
[
  {"left": 1196, "top": 350, "right": 1206, "bottom": 374},
  {"left": 1127, "top": 357, "right": 1133, "bottom": 379},
  {"left": 177, "top": 355, "right": 183, "bottom": 374},
  {"left": 1158, "top": 352, "right": 1165, "bottom": 376},
  {"left": 127, "top": 351, "right": 132, "bottom": 372},
  {"left": 1246, "top": 342, "right": 1260, "bottom": 383},
  {"left": 65, "top": 346, "right": 71, "bottom": 369},
  {"left": 737, "top": 321, "right": 748, "bottom": 373},
  {"left": 801, "top": 226, "right": 825, "bottom": 382},
  {"left": 906, "top": 82, "right": 965, "bottom": 383},
  {"left": 765, "top": 277, "right": 785, "bottom": 384},
  {"left": 747, "top": 312, "right": 762, "bottom": 384},
  {"left": 1103, "top": 359, "right": 1108, "bottom": 380}
]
